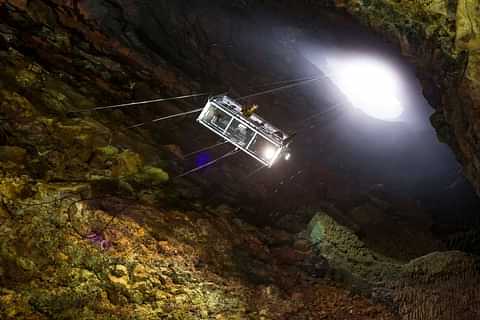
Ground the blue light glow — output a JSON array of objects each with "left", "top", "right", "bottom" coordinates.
[{"left": 195, "top": 152, "right": 212, "bottom": 167}]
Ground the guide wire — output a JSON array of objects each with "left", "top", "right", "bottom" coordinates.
[{"left": 174, "top": 149, "right": 240, "bottom": 179}]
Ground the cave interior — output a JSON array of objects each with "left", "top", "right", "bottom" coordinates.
[{"left": 1, "top": 0, "right": 480, "bottom": 319}]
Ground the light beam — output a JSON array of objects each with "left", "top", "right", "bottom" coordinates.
[{"left": 327, "top": 56, "right": 404, "bottom": 121}]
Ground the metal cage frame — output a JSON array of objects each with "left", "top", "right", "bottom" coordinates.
[{"left": 196, "top": 95, "right": 289, "bottom": 167}]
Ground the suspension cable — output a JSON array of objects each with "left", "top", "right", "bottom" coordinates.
[
  {"left": 290, "top": 103, "right": 343, "bottom": 132},
  {"left": 245, "top": 74, "right": 319, "bottom": 90},
  {"left": 74, "top": 74, "right": 326, "bottom": 114},
  {"left": 292, "top": 109, "right": 345, "bottom": 137},
  {"left": 174, "top": 149, "right": 240, "bottom": 179},
  {"left": 244, "top": 165, "right": 267, "bottom": 179},
  {"left": 183, "top": 141, "right": 228, "bottom": 158},
  {"left": 66, "top": 72, "right": 334, "bottom": 130},
  {"left": 237, "top": 74, "right": 330, "bottom": 101},
  {"left": 127, "top": 107, "right": 203, "bottom": 129},
  {"left": 72, "top": 92, "right": 210, "bottom": 113},
  {"left": 125, "top": 74, "right": 330, "bottom": 129}
]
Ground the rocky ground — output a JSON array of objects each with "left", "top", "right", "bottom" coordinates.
[
  {"left": 1, "top": 1, "right": 480, "bottom": 319},
  {"left": 0, "top": 181, "right": 402, "bottom": 319}
]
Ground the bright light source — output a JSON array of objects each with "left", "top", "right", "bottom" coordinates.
[
  {"left": 327, "top": 56, "right": 404, "bottom": 121},
  {"left": 263, "top": 146, "right": 277, "bottom": 160},
  {"left": 284, "top": 153, "right": 291, "bottom": 161}
]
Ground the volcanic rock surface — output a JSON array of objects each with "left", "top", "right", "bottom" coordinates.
[
  {"left": 336, "top": 0, "right": 480, "bottom": 195},
  {"left": 0, "top": 1, "right": 480, "bottom": 319}
]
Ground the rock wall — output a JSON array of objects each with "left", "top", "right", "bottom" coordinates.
[
  {"left": 307, "top": 211, "right": 480, "bottom": 320},
  {"left": 334, "top": 0, "right": 480, "bottom": 195},
  {"left": 0, "top": 1, "right": 399, "bottom": 318},
  {"left": 1, "top": 0, "right": 480, "bottom": 318}
]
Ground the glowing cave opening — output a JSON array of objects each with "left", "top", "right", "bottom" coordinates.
[{"left": 327, "top": 56, "right": 405, "bottom": 121}]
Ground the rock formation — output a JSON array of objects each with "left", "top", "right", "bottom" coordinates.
[
  {"left": 1, "top": 0, "right": 480, "bottom": 319},
  {"left": 335, "top": 0, "right": 480, "bottom": 195}
]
